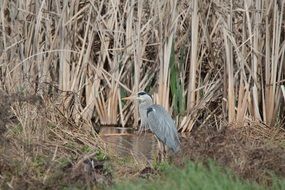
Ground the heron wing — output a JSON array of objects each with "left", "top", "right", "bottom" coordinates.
[{"left": 146, "top": 105, "right": 180, "bottom": 152}]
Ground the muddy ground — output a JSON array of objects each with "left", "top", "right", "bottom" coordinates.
[{"left": 0, "top": 91, "right": 285, "bottom": 188}]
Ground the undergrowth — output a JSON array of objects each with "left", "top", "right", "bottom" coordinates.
[{"left": 112, "top": 161, "right": 285, "bottom": 190}]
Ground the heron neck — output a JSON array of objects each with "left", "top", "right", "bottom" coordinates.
[{"left": 139, "top": 100, "right": 153, "bottom": 109}]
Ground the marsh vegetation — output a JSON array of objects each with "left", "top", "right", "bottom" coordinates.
[{"left": 0, "top": 0, "right": 285, "bottom": 189}]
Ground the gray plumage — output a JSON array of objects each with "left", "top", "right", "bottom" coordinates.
[{"left": 137, "top": 91, "right": 180, "bottom": 153}]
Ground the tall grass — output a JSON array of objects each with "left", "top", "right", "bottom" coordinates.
[{"left": 0, "top": 0, "right": 284, "bottom": 130}]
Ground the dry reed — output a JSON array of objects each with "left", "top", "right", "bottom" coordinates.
[{"left": 0, "top": 0, "right": 284, "bottom": 131}]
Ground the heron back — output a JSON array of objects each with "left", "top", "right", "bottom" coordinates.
[{"left": 146, "top": 105, "right": 180, "bottom": 153}]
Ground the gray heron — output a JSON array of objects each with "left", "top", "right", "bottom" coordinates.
[{"left": 123, "top": 91, "right": 181, "bottom": 160}]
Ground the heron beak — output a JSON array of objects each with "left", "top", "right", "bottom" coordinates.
[{"left": 122, "top": 95, "right": 137, "bottom": 100}]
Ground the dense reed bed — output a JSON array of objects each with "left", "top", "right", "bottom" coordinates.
[{"left": 0, "top": 0, "right": 284, "bottom": 131}]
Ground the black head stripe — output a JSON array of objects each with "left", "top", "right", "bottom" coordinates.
[
  {"left": 147, "top": 107, "right": 154, "bottom": 116},
  {"left": 138, "top": 91, "right": 147, "bottom": 96}
]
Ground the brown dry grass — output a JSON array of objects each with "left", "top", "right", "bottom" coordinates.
[
  {"left": 179, "top": 125, "right": 285, "bottom": 186},
  {"left": 0, "top": 90, "right": 110, "bottom": 189}
]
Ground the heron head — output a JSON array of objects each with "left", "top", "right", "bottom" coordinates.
[
  {"left": 137, "top": 91, "right": 152, "bottom": 104},
  {"left": 122, "top": 91, "right": 153, "bottom": 104}
]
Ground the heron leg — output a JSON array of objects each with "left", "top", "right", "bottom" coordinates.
[
  {"left": 156, "top": 138, "right": 167, "bottom": 162},
  {"left": 157, "top": 140, "right": 162, "bottom": 162},
  {"left": 162, "top": 144, "right": 167, "bottom": 161}
]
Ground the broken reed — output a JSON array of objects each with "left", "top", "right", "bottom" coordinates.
[{"left": 0, "top": 0, "right": 284, "bottom": 131}]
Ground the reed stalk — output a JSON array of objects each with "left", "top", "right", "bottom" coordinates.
[{"left": 0, "top": 0, "right": 284, "bottom": 130}]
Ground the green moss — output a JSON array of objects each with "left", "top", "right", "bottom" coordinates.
[
  {"left": 153, "top": 160, "right": 170, "bottom": 172},
  {"left": 9, "top": 123, "right": 23, "bottom": 135},
  {"left": 65, "top": 141, "right": 77, "bottom": 150},
  {"left": 95, "top": 149, "right": 108, "bottom": 161},
  {"left": 81, "top": 145, "right": 93, "bottom": 153},
  {"left": 58, "top": 157, "right": 72, "bottom": 168}
]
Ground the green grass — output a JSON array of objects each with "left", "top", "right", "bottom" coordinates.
[{"left": 112, "top": 161, "right": 285, "bottom": 190}]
